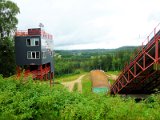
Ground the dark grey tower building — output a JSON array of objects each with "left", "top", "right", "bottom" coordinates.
[{"left": 15, "top": 28, "right": 54, "bottom": 82}]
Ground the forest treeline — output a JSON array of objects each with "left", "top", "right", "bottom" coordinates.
[{"left": 54, "top": 47, "right": 138, "bottom": 76}]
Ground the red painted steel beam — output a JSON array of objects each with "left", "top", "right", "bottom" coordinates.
[
  {"left": 111, "top": 25, "right": 160, "bottom": 94},
  {"left": 125, "top": 71, "right": 157, "bottom": 94}
]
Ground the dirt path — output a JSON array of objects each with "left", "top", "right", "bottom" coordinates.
[
  {"left": 110, "top": 74, "right": 118, "bottom": 80},
  {"left": 106, "top": 74, "right": 118, "bottom": 81},
  {"left": 61, "top": 75, "right": 85, "bottom": 92}
]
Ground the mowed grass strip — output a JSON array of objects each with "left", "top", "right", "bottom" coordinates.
[
  {"left": 73, "top": 82, "right": 78, "bottom": 92},
  {"left": 82, "top": 74, "right": 92, "bottom": 94},
  {"left": 106, "top": 71, "right": 120, "bottom": 76}
]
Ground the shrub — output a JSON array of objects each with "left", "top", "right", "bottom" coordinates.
[{"left": 0, "top": 76, "right": 160, "bottom": 119}]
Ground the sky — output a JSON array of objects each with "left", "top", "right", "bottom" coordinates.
[{"left": 12, "top": 0, "right": 160, "bottom": 50}]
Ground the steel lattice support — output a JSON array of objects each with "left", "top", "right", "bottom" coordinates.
[
  {"left": 16, "top": 63, "right": 52, "bottom": 82},
  {"left": 111, "top": 24, "right": 160, "bottom": 94}
]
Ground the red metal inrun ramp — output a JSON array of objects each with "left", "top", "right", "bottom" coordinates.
[{"left": 110, "top": 24, "right": 160, "bottom": 94}]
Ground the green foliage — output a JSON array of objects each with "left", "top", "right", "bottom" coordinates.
[
  {"left": 82, "top": 74, "right": 92, "bottom": 94},
  {"left": 0, "top": 37, "right": 16, "bottom": 77},
  {"left": 54, "top": 57, "right": 82, "bottom": 77},
  {"left": 1, "top": 76, "right": 160, "bottom": 119},
  {"left": 0, "top": 0, "right": 19, "bottom": 77},
  {"left": 54, "top": 47, "right": 136, "bottom": 77},
  {"left": 0, "top": 0, "right": 20, "bottom": 37}
]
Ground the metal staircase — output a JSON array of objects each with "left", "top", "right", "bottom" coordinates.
[{"left": 110, "top": 24, "right": 160, "bottom": 94}]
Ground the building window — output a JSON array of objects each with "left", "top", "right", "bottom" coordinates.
[
  {"left": 36, "top": 52, "right": 40, "bottom": 58},
  {"left": 26, "top": 39, "right": 31, "bottom": 46},
  {"left": 27, "top": 51, "right": 40, "bottom": 59},
  {"left": 35, "top": 39, "right": 39, "bottom": 46},
  {"left": 26, "top": 38, "right": 39, "bottom": 46},
  {"left": 27, "top": 51, "right": 31, "bottom": 59},
  {"left": 42, "top": 51, "right": 46, "bottom": 59}
]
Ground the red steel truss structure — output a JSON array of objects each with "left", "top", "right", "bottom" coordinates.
[
  {"left": 16, "top": 64, "right": 54, "bottom": 86},
  {"left": 110, "top": 24, "right": 160, "bottom": 94}
]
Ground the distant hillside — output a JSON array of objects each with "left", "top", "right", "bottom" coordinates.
[
  {"left": 54, "top": 46, "right": 138, "bottom": 59},
  {"left": 55, "top": 46, "right": 138, "bottom": 53},
  {"left": 116, "top": 46, "right": 138, "bottom": 51}
]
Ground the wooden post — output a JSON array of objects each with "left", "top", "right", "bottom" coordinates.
[{"left": 16, "top": 66, "right": 21, "bottom": 78}]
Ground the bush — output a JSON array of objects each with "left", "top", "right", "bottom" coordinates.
[{"left": 0, "top": 76, "right": 160, "bottom": 119}]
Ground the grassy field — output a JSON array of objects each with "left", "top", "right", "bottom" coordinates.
[
  {"left": 81, "top": 71, "right": 120, "bottom": 94},
  {"left": 54, "top": 71, "right": 120, "bottom": 93},
  {"left": 81, "top": 73, "right": 92, "bottom": 94},
  {"left": 55, "top": 72, "right": 86, "bottom": 82},
  {"left": 106, "top": 71, "right": 120, "bottom": 76}
]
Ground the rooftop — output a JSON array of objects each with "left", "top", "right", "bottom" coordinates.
[{"left": 15, "top": 28, "right": 53, "bottom": 40}]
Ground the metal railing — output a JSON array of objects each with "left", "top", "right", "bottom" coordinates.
[{"left": 15, "top": 29, "right": 53, "bottom": 40}]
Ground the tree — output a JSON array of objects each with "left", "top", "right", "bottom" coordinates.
[
  {"left": 0, "top": 37, "right": 15, "bottom": 76},
  {"left": 0, "top": 0, "right": 19, "bottom": 77},
  {"left": 0, "top": 0, "right": 20, "bottom": 38}
]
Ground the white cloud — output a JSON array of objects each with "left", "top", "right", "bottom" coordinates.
[{"left": 12, "top": 0, "right": 160, "bottom": 49}]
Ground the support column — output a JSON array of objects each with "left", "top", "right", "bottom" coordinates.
[
  {"left": 153, "top": 38, "right": 160, "bottom": 70},
  {"left": 50, "top": 72, "right": 53, "bottom": 87},
  {"left": 143, "top": 54, "right": 145, "bottom": 69},
  {"left": 155, "top": 39, "right": 159, "bottom": 62},
  {"left": 16, "top": 66, "right": 21, "bottom": 78},
  {"left": 134, "top": 62, "right": 136, "bottom": 76},
  {"left": 39, "top": 65, "right": 43, "bottom": 80},
  {"left": 45, "top": 64, "right": 47, "bottom": 80},
  {"left": 51, "top": 72, "right": 54, "bottom": 79},
  {"left": 154, "top": 27, "right": 158, "bottom": 62}
]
